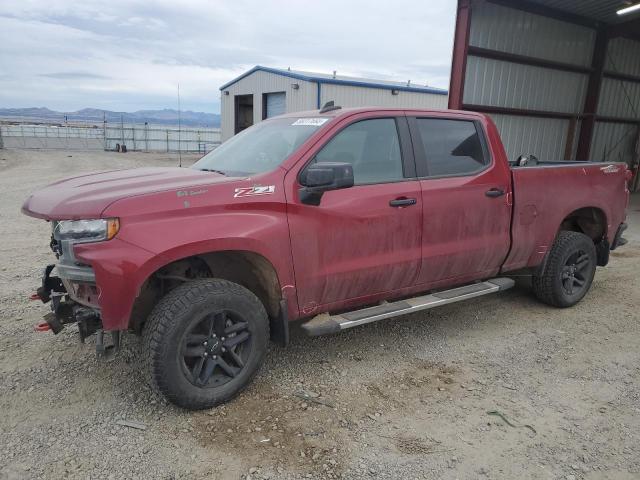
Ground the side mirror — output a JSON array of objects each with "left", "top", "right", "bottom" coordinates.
[{"left": 300, "top": 162, "right": 354, "bottom": 205}]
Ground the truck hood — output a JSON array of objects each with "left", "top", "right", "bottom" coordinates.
[{"left": 22, "top": 167, "right": 237, "bottom": 220}]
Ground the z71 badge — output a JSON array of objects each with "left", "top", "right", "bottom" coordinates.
[{"left": 234, "top": 185, "right": 276, "bottom": 198}]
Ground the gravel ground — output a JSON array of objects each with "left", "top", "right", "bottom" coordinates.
[{"left": 0, "top": 148, "right": 639, "bottom": 480}]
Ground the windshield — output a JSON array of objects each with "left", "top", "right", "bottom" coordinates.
[{"left": 192, "top": 117, "right": 328, "bottom": 176}]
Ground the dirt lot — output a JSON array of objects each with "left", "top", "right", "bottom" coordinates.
[{"left": 0, "top": 149, "right": 639, "bottom": 480}]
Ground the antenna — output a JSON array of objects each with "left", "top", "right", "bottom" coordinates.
[
  {"left": 319, "top": 100, "right": 341, "bottom": 113},
  {"left": 177, "top": 83, "right": 182, "bottom": 167}
]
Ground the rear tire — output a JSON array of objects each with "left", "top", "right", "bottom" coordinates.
[
  {"left": 143, "top": 279, "right": 269, "bottom": 410},
  {"left": 532, "top": 231, "right": 597, "bottom": 308}
]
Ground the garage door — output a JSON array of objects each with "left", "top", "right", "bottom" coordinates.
[{"left": 265, "top": 92, "right": 286, "bottom": 118}]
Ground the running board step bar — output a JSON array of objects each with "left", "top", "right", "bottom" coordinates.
[{"left": 300, "top": 278, "right": 515, "bottom": 336}]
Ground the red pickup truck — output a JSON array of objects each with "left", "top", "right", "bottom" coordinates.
[{"left": 23, "top": 106, "right": 630, "bottom": 409}]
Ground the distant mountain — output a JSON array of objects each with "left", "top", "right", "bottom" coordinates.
[{"left": 0, "top": 107, "right": 220, "bottom": 128}]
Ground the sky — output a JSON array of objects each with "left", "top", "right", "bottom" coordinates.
[{"left": 0, "top": 0, "right": 457, "bottom": 114}]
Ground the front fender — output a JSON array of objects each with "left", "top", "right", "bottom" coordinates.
[
  {"left": 75, "top": 235, "right": 296, "bottom": 331},
  {"left": 82, "top": 172, "right": 297, "bottom": 329},
  {"left": 76, "top": 202, "right": 295, "bottom": 330}
]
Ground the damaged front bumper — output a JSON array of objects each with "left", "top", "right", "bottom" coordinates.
[{"left": 34, "top": 263, "right": 120, "bottom": 357}]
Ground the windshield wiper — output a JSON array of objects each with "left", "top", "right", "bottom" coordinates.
[{"left": 198, "top": 168, "right": 227, "bottom": 176}]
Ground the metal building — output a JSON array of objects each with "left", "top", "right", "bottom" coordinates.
[
  {"left": 219, "top": 66, "right": 448, "bottom": 141},
  {"left": 449, "top": 0, "right": 640, "bottom": 184}
]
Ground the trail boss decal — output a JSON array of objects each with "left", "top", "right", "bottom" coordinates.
[
  {"left": 234, "top": 185, "right": 276, "bottom": 198},
  {"left": 600, "top": 165, "right": 620, "bottom": 174}
]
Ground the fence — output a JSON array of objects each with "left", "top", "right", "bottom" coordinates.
[
  {"left": 105, "top": 124, "right": 220, "bottom": 153},
  {"left": 0, "top": 122, "right": 221, "bottom": 153}
]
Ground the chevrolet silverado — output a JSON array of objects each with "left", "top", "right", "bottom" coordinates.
[{"left": 22, "top": 105, "right": 630, "bottom": 409}]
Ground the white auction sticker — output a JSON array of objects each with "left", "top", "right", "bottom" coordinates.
[{"left": 292, "top": 118, "right": 329, "bottom": 126}]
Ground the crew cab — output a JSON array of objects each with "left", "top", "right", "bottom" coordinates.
[{"left": 22, "top": 105, "right": 630, "bottom": 409}]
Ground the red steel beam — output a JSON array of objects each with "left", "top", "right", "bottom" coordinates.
[
  {"left": 462, "top": 104, "right": 577, "bottom": 120},
  {"left": 595, "top": 116, "right": 640, "bottom": 125},
  {"left": 463, "top": 103, "right": 639, "bottom": 126},
  {"left": 604, "top": 70, "right": 640, "bottom": 84},
  {"left": 576, "top": 29, "right": 608, "bottom": 161},
  {"left": 564, "top": 117, "right": 578, "bottom": 160},
  {"left": 448, "top": 0, "right": 472, "bottom": 110},
  {"left": 468, "top": 46, "right": 592, "bottom": 75}
]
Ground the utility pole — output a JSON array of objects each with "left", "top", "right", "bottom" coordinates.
[
  {"left": 177, "top": 83, "right": 182, "bottom": 167},
  {"left": 120, "top": 114, "right": 125, "bottom": 150}
]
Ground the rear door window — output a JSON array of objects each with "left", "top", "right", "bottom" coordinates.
[{"left": 414, "top": 119, "right": 488, "bottom": 177}]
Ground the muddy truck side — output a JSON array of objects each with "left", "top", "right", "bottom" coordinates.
[{"left": 22, "top": 106, "right": 631, "bottom": 409}]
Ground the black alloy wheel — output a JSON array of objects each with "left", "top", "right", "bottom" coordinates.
[
  {"left": 181, "top": 310, "right": 252, "bottom": 388},
  {"left": 143, "top": 279, "right": 269, "bottom": 410},
  {"left": 532, "top": 231, "right": 597, "bottom": 308}
]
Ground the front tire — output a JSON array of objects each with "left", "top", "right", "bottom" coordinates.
[
  {"left": 532, "top": 231, "right": 597, "bottom": 308},
  {"left": 143, "top": 279, "right": 269, "bottom": 410}
]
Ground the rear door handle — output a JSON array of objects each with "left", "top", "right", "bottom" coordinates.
[
  {"left": 485, "top": 188, "right": 505, "bottom": 198},
  {"left": 389, "top": 197, "right": 417, "bottom": 207}
]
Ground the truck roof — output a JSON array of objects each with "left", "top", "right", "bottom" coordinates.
[{"left": 278, "top": 107, "right": 487, "bottom": 121}]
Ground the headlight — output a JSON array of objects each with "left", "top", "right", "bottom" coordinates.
[{"left": 53, "top": 218, "right": 120, "bottom": 242}]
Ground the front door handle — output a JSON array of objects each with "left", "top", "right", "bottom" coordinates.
[
  {"left": 389, "top": 197, "right": 417, "bottom": 207},
  {"left": 485, "top": 188, "right": 505, "bottom": 198}
]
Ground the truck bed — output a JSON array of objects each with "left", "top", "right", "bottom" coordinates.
[{"left": 502, "top": 161, "right": 629, "bottom": 272}]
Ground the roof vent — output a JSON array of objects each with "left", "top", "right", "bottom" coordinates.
[{"left": 319, "top": 100, "right": 341, "bottom": 114}]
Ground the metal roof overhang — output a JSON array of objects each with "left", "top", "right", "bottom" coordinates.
[{"left": 490, "top": 0, "right": 640, "bottom": 38}]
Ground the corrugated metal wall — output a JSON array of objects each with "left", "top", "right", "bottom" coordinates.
[
  {"left": 490, "top": 114, "right": 570, "bottom": 161},
  {"left": 591, "top": 37, "right": 640, "bottom": 163},
  {"left": 220, "top": 70, "right": 317, "bottom": 141},
  {"left": 469, "top": 1, "right": 595, "bottom": 66},
  {"left": 590, "top": 121, "right": 638, "bottom": 163},
  {"left": 465, "top": 2, "right": 593, "bottom": 161},
  {"left": 319, "top": 84, "right": 448, "bottom": 110},
  {"left": 453, "top": 0, "right": 640, "bottom": 184},
  {"left": 606, "top": 37, "right": 640, "bottom": 77},
  {"left": 464, "top": 56, "right": 588, "bottom": 113},
  {"left": 597, "top": 78, "right": 640, "bottom": 118}
]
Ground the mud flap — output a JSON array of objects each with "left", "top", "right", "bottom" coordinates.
[
  {"left": 270, "top": 298, "right": 290, "bottom": 347},
  {"left": 596, "top": 239, "right": 610, "bottom": 267}
]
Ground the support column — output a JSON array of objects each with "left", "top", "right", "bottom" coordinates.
[
  {"left": 448, "top": 0, "right": 472, "bottom": 110},
  {"left": 564, "top": 117, "right": 578, "bottom": 160},
  {"left": 576, "top": 28, "right": 608, "bottom": 160}
]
